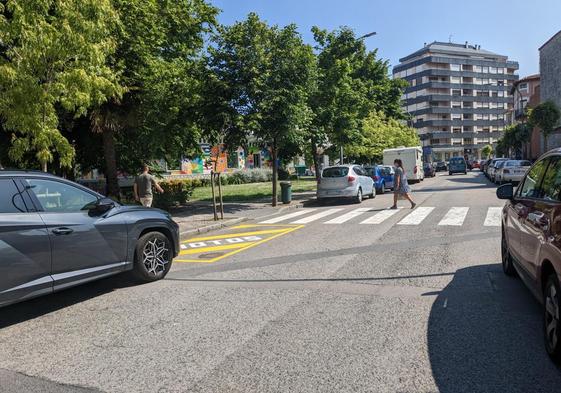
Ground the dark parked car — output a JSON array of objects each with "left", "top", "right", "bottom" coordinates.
[
  {"left": 435, "top": 161, "right": 447, "bottom": 172},
  {"left": 423, "top": 162, "right": 436, "bottom": 178},
  {"left": 497, "top": 149, "right": 561, "bottom": 361},
  {"left": 0, "top": 171, "right": 179, "bottom": 308}
]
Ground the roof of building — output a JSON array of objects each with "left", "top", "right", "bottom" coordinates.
[
  {"left": 539, "top": 30, "right": 561, "bottom": 51},
  {"left": 510, "top": 74, "right": 540, "bottom": 94},
  {"left": 399, "top": 41, "right": 508, "bottom": 63}
]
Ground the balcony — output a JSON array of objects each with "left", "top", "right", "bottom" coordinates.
[{"left": 414, "top": 119, "right": 506, "bottom": 128}]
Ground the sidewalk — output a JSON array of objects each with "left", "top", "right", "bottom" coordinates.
[{"left": 170, "top": 191, "right": 314, "bottom": 236}]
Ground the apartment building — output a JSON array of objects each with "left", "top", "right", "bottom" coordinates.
[
  {"left": 539, "top": 30, "right": 561, "bottom": 151},
  {"left": 393, "top": 42, "right": 519, "bottom": 161},
  {"left": 507, "top": 74, "right": 541, "bottom": 159}
]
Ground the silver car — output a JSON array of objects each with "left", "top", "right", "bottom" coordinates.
[
  {"left": 317, "top": 165, "right": 375, "bottom": 203},
  {"left": 495, "top": 159, "right": 531, "bottom": 184},
  {"left": 0, "top": 171, "right": 179, "bottom": 308}
]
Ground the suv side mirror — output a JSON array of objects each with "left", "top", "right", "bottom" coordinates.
[
  {"left": 496, "top": 183, "right": 514, "bottom": 200},
  {"left": 89, "top": 197, "right": 115, "bottom": 216}
]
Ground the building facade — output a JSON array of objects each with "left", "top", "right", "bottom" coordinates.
[
  {"left": 506, "top": 74, "right": 541, "bottom": 159},
  {"left": 393, "top": 42, "right": 519, "bottom": 161},
  {"left": 539, "top": 30, "right": 561, "bottom": 151}
]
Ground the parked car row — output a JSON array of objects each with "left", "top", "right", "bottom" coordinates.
[
  {"left": 318, "top": 164, "right": 399, "bottom": 204},
  {"left": 482, "top": 157, "right": 532, "bottom": 185}
]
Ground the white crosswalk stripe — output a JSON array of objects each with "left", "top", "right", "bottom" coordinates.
[
  {"left": 324, "top": 208, "right": 373, "bottom": 224},
  {"left": 397, "top": 207, "right": 435, "bottom": 225},
  {"left": 292, "top": 208, "right": 344, "bottom": 224},
  {"left": 484, "top": 207, "right": 503, "bottom": 227},
  {"left": 259, "top": 209, "right": 315, "bottom": 224},
  {"left": 438, "top": 207, "right": 469, "bottom": 226},
  {"left": 360, "top": 208, "right": 402, "bottom": 224}
]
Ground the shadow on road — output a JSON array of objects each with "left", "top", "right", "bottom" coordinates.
[
  {"left": 428, "top": 263, "right": 561, "bottom": 393},
  {"left": 0, "top": 274, "right": 136, "bottom": 329}
]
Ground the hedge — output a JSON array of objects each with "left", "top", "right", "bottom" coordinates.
[{"left": 152, "top": 168, "right": 273, "bottom": 210}]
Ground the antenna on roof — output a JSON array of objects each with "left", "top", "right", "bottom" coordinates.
[
  {"left": 465, "top": 41, "right": 468, "bottom": 48},
  {"left": 448, "top": 34, "right": 452, "bottom": 43}
]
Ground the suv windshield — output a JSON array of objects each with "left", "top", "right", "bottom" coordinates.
[{"left": 322, "top": 167, "right": 349, "bottom": 178}]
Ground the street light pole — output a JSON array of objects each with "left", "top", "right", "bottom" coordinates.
[{"left": 338, "top": 31, "right": 377, "bottom": 165}]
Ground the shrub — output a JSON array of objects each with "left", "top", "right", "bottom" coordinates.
[{"left": 153, "top": 180, "right": 194, "bottom": 210}]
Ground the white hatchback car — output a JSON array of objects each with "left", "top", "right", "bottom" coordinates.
[
  {"left": 317, "top": 165, "right": 375, "bottom": 203},
  {"left": 495, "top": 159, "right": 531, "bottom": 184}
]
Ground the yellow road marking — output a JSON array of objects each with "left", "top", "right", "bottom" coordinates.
[
  {"left": 174, "top": 224, "right": 304, "bottom": 263},
  {"left": 183, "top": 228, "right": 289, "bottom": 243},
  {"left": 179, "top": 243, "right": 250, "bottom": 255}
]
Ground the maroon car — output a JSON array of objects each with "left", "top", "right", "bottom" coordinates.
[{"left": 497, "top": 149, "right": 561, "bottom": 361}]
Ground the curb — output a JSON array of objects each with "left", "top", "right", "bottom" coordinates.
[
  {"left": 253, "top": 200, "right": 305, "bottom": 220},
  {"left": 179, "top": 217, "right": 248, "bottom": 237}
]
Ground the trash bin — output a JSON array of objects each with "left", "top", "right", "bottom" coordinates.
[{"left": 280, "top": 181, "right": 292, "bottom": 204}]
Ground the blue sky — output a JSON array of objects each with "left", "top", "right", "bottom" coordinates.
[{"left": 211, "top": 0, "right": 561, "bottom": 77}]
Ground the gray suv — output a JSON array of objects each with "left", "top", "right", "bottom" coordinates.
[{"left": 0, "top": 171, "right": 179, "bottom": 308}]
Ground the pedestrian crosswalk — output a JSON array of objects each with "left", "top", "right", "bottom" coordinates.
[{"left": 259, "top": 206, "right": 504, "bottom": 227}]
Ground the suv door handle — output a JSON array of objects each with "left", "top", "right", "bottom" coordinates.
[{"left": 52, "top": 227, "right": 73, "bottom": 235}]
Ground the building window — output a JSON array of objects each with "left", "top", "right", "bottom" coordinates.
[
  {"left": 450, "top": 64, "right": 460, "bottom": 72},
  {"left": 451, "top": 101, "right": 461, "bottom": 108},
  {"left": 474, "top": 65, "right": 482, "bottom": 73},
  {"left": 452, "top": 89, "right": 461, "bottom": 96},
  {"left": 519, "top": 82, "right": 528, "bottom": 91}
]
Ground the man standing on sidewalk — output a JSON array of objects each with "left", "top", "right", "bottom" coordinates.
[{"left": 134, "top": 164, "right": 164, "bottom": 207}]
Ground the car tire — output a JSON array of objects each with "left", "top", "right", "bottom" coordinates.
[
  {"left": 501, "top": 230, "right": 516, "bottom": 277},
  {"left": 449, "top": 172, "right": 452, "bottom": 176},
  {"left": 464, "top": 171, "right": 467, "bottom": 175},
  {"left": 379, "top": 184, "right": 385, "bottom": 195},
  {"left": 131, "top": 231, "right": 173, "bottom": 282},
  {"left": 544, "top": 274, "right": 561, "bottom": 361},
  {"left": 355, "top": 188, "right": 363, "bottom": 204}
]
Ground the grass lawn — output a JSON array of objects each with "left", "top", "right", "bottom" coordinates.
[{"left": 190, "top": 177, "right": 317, "bottom": 202}]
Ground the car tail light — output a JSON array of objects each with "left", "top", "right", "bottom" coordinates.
[
  {"left": 374, "top": 175, "right": 380, "bottom": 181},
  {"left": 503, "top": 169, "right": 510, "bottom": 174},
  {"left": 348, "top": 175, "right": 356, "bottom": 183},
  {"left": 414, "top": 166, "right": 418, "bottom": 174}
]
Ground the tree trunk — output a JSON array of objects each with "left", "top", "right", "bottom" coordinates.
[
  {"left": 102, "top": 128, "right": 120, "bottom": 198},
  {"left": 311, "top": 138, "right": 321, "bottom": 183},
  {"left": 41, "top": 161, "right": 47, "bottom": 172},
  {"left": 271, "top": 140, "right": 278, "bottom": 207}
]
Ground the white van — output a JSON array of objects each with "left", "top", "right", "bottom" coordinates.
[{"left": 383, "top": 147, "right": 424, "bottom": 183}]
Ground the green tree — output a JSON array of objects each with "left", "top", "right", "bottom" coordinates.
[
  {"left": 529, "top": 100, "right": 561, "bottom": 152},
  {"left": 345, "top": 111, "right": 419, "bottom": 164},
  {"left": 308, "top": 27, "right": 407, "bottom": 176},
  {"left": 209, "top": 13, "right": 315, "bottom": 206},
  {"left": 0, "top": 0, "right": 121, "bottom": 171},
  {"left": 92, "top": 0, "right": 218, "bottom": 196},
  {"left": 481, "top": 144, "right": 493, "bottom": 159}
]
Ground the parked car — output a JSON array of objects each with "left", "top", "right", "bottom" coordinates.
[
  {"left": 377, "top": 165, "right": 395, "bottom": 191},
  {"left": 491, "top": 160, "right": 507, "bottom": 183},
  {"left": 486, "top": 158, "right": 508, "bottom": 180},
  {"left": 423, "top": 162, "right": 436, "bottom": 178},
  {"left": 435, "top": 161, "right": 447, "bottom": 172},
  {"left": 317, "top": 165, "right": 375, "bottom": 203},
  {"left": 497, "top": 149, "right": 561, "bottom": 361},
  {"left": 364, "top": 166, "right": 389, "bottom": 194},
  {"left": 495, "top": 160, "right": 532, "bottom": 184},
  {"left": 471, "top": 160, "right": 481, "bottom": 170},
  {"left": 448, "top": 157, "right": 467, "bottom": 175},
  {"left": 0, "top": 171, "right": 180, "bottom": 308}
]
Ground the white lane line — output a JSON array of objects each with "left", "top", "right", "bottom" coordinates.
[
  {"left": 360, "top": 208, "right": 402, "bottom": 224},
  {"left": 259, "top": 209, "right": 315, "bottom": 224},
  {"left": 292, "top": 208, "right": 344, "bottom": 224},
  {"left": 324, "top": 208, "right": 372, "bottom": 224},
  {"left": 438, "top": 207, "right": 469, "bottom": 226},
  {"left": 484, "top": 207, "right": 503, "bottom": 227},
  {"left": 397, "top": 207, "right": 435, "bottom": 225}
]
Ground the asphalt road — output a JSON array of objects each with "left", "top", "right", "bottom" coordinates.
[{"left": 2, "top": 171, "right": 561, "bottom": 392}]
